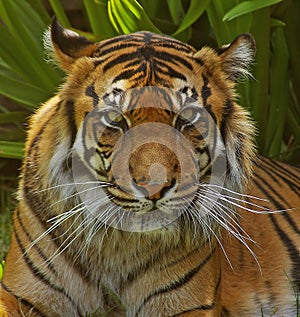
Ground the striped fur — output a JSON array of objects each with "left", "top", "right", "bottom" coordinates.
[{"left": 0, "top": 18, "right": 299, "bottom": 316}]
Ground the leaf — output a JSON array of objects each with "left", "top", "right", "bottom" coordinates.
[
  {"left": 108, "top": 0, "right": 161, "bottom": 34},
  {"left": 0, "top": 112, "right": 29, "bottom": 123},
  {"left": 271, "top": 18, "right": 285, "bottom": 27},
  {"left": 0, "top": 141, "right": 24, "bottom": 159},
  {"left": 0, "top": 261, "right": 4, "bottom": 281},
  {"left": 0, "top": 66, "right": 50, "bottom": 107},
  {"left": 223, "top": 0, "right": 283, "bottom": 22},
  {"left": 48, "top": 0, "right": 71, "bottom": 27},
  {"left": 167, "top": 0, "right": 185, "bottom": 25},
  {"left": 173, "top": 0, "right": 210, "bottom": 36},
  {"left": 0, "top": 0, "right": 61, "bottom": 88},
  {"left": 84, "top": 0, "right": 117, "bottom": 37}
]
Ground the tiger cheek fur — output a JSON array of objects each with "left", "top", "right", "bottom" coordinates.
[{"left": 0, "top": 17, "right": 299, "bottom": 317}]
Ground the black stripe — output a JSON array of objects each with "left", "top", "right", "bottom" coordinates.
[
  {"left": 171, "top": 303, "right": 215, "bottom": 316},
  {"left": 220, "top": 100, "right": 234, "bottom": 144},
  {"left": 99, "top": 42, "right": 140, "bottom": 56},
  {"left": 26, "top": 106, "right": 59, "bottom": 157},
  {"left": 253, "top": 172, "right": 292, "bottom": 209},
  {"left": 65, "top": 100, "right": 77, "bottom": 147},
  {"left": 13, "top": 226, "right": 77, "bottom": 307},
  {"left": 155, "top": 42, "right": 193, "bottom": 53},
  {"left": 258, "top": 159, "right": 299, "bottom": 194},
  {"left": 103, "top": 52, "right": 139, "bottom": 72},
  {"left": 15, "top": 208, "right": 56, "bottom": 274},
  {"left": 201, "top": 74, "right": 211, "bottom": 106},
  {"left": 85, "top": 84, "right": 99, "bottom": 107},
  {"left": 170, "top": 270, "right": 221, "bottom": 316},
  {"left": 135, "top": 248, "right": 216, "bottom": 316},
  {"left": 268, "top": 214, "right": 300, "bottom": 290},
  {"left": 154, "top": 51, "right": 194, "bottom": 70},
  {"left": 263, "top": 157, "right": 300, "bottom": 183},
  {"left": 155, "top": 60, "right": 187, "bottom": 80},
  {"left": 252, "top": 175, "right": 300, "bottom": 235},
  {"left": 204, "top": 104, "right": 217, "bottom": 124},
  {"left": 96, "top": 34, "right": 139, "bottom": 52},
  {"left": 113, "top": 63, "right": 146, "bottom": 83},
  {"left": 192, "top": 56, "right": 204, "bottom": 66},
  {"left": 259, "top": 158, "right": 300, "bottom": 196},
  {"left": 1, "top": 282, "right": 46, "bottom": 316},
  {"left": 281, "top": 212, "right": 300, "bottom": 235}
]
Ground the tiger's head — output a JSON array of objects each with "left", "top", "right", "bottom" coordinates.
[{"left": 41, "top": 18, "right": 256, "bottom": 233}]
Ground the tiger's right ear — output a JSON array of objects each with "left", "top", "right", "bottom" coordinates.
[{"left": 44, "top": 17, "right": 97, "bottom": 72}]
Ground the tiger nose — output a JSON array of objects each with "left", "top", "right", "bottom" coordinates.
[
  {"left": 137, "top": 181, "right": 172, "bottom": 200},
  {"left": 134, "top": 162, "right": 174, "bottom": 200}
]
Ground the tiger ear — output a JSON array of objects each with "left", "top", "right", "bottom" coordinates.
[
  {"left": 44, "top": 17, "right": 97, "bottom": 72},
  {"left": 218, "top": 33, "right": 256, "bottom": 82}
]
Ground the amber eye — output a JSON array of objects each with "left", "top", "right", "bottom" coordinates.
[
  {"left": 101, "top": 110, "right": 128, "bottom": 131},
  {"left": 175, "top": 106, "right": 201, "bottom": 130}
]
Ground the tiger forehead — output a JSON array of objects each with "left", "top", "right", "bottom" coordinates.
[
  {"left": 95, "top": 31, "right": 196, "bottom": 56},
  {"left": 103, "top": 86, "right": 184, "bottom": 112},
  {"left": 92, "top": 31, "right": 199, "bottom": 86}
]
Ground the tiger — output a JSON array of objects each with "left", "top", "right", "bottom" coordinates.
[{"left": 0, "top": 17, "right": 299, "bottom": 317}]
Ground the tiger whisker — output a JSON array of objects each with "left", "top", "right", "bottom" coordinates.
[
  {"left": 197, "top": 192, "right": 257, "bottom": 245},
  {"left": 202, "top": 187, "right": 272, "bottom": 213},
  {"left": 35, "top": 181, "right": 112, "bottom": 193},
  {"left": 198, "top": 183, "right": 269, "bottom": 202},
  {"left": 46, "top": 216, "right": 92, "bottom": 264},
  {"left": 200, "top": 200, "right": 261, "bottom": 271},
  {"left": 201, "top": 218, "right": 234, "bottom": 271},
  {"left": 190, "top": 190, "right": 261, "bottom": 271},
  {"left": 47, "top": 183, "right": 111, "bottom": 208},
  {"left": 25, "top": 202, "right": 86, "bottom": 256},
  {"left": 205, "top": 187, "right": 293, "bottom": 214},
  {"left": 46, "top": 202, "right": 86, "bottom": 223},
  {"left": 182, "top": 198, "right": 204, "bottom": 241},
  {"left": 184, "top": 201, "right": 234, "bottom": 270}
]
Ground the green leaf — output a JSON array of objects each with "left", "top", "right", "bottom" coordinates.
[
  {"left": 138, "top": 0, "right": 161, "bottom": 18},
  {"left": 0, "top": 141, "right": 24, "bottom": 159},
  {"left": 167, "top": 0, "right": 185, "bottom": 25},
  {"left": 0, "top": 112, "right": 29, "bottom": 124},
  {"left": 108, "top": 0, "right": 161, "bottom": 34},
  {"left": 265, "top": 26, "right": 289, "bottom": 157},
  {"left": 0, "top": 261, "right": 4, "bottom": 281},
  {"left": 271, "top": 18, "right": 286, "bottom": 27},
  {"left": 27, "top": 0, "right": 51, "bottom": 24},
  {"left": 0, "top": 0, "right": 61, "bottom": 88},
  {"left": 48, "top": 0, "right": 72, "bottom": 27},
  {"left": 84, "top": 0, "right": 117, "bottom": 38},
  {"left": 0, "top": 66, "right": 50, "bottom": 107},
  {"left": 223, "top": 0, "right": 283, "bottom": 22},
  {"left": 173, "top": 0, "right": 210, "bottom": 36}
]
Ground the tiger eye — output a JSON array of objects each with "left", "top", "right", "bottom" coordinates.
[
  {"left": 102, "top": 110, "right": 128, "bottom": 131},
  {"left": 106, "top": 111, "right": 123, "bottom": 123},
  {"left": 180, "top": 107, "right": 195, "bottom": 121}
]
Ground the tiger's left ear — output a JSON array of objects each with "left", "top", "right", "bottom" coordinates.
[
  {"left": 218, "top": 33, "right": 256, "bottom": 82},
  {"left": 44, "top": 17, "right": 97, "bottom": 72}
]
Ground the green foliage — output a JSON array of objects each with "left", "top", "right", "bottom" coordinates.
[
  {"left": 0, "top": 261, "right": 4, "bottom": 281},
  {"left": 108, "top": 0, "right": 161, "bottom": 34},
  {"left": 0, "top": 0, "right": 299, "bottom": 162}
]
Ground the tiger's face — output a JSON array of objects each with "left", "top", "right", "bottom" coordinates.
[
  {"left": 72, "top": 85, "right": 226, "bottom": 230},
  {"left": 46, "top": 19, "right": 256, "bottom": 232}
]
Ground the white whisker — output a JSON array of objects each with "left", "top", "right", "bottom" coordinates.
[
  {"left": 35, "top": 181, "right": 112, "bottom": 193},
  {"left": 198, "top": 183, "right": 269, "bottom": 202}
]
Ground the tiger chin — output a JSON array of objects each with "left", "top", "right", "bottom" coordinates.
[{"left": 1, "top": 17, "right": 299, "bottom": 317}]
